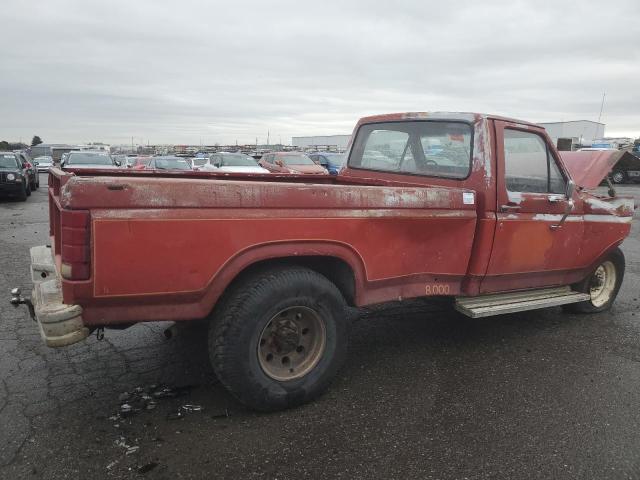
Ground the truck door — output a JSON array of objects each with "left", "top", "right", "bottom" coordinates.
[{"left": 481, "top": 121, "right": 583, "bottom": 293}]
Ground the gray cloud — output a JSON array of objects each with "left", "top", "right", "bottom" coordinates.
[{"left": 1, "top": 0, "right": 639, "bottom": 144}]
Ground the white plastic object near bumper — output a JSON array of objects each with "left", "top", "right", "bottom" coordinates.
[{"left": 30, "top": 246, "right": 90, "bottom": 347}]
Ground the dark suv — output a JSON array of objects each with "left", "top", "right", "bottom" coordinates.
[{"left": 0, "top": 151, "right": 31, "bottom": 201}]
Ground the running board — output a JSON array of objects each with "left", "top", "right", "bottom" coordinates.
[{"left": 455, "top": 286, "right": 591, "bottom": 318}]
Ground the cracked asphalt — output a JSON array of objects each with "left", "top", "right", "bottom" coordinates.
[{"left": 1, "top": 176, "right": 639, "bottom": 479}]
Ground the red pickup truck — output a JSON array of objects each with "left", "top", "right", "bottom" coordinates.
[{"left": 12, "top": 112, "right": 635, "bottom": 411}]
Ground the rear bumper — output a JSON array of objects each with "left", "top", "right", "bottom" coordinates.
[{"left": 30, "top": 245, "right": 90, "bottom": 347}]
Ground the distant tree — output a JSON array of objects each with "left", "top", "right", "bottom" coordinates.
[
  {"left": 31, "top": 135, "right": 43, "bottom": 146},
  {"left": 0, "top": 140, "right": 9, "bottom": 150}
]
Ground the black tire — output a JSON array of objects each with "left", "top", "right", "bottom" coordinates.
[
  {"left": 30, "top": 178, "right": 37, "bottom": 191},
  {"left": 611, "top": 171, "right": 626, "bottom": 184},
  {"left": 564, "top": 248, "right": 625, "bottom": 313},
  {"left": 209, "top": 266, "right": 348, "bottom": 411},
  {"left": 18, "top": 182, "right": 28, "bottom": 201}
]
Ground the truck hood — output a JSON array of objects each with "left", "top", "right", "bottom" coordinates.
[{"left": 559, "top": 150, "right": 624, "bottom": 189}]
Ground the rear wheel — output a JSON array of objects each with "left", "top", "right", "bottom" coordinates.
[
  {"left": 564, "top": 248, "right": 625, "bottom": 313},
  {"left": 209, "top": 266, "right": 348, "bottom": 411}
]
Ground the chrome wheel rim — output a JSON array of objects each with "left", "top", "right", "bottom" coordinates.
[
  {"left": 589, "top": 261, "right": 616, "bottom": 308},
  {"left": 258, "top": 306, "right": 326, "bottom": 381}
]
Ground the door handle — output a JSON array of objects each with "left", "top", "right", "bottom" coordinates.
[
  {"left": 548, "top": 195, "right": 564, "bottom": 203},
  {"left": 500, "top": 203, "right": 521, "bottom": 213}
]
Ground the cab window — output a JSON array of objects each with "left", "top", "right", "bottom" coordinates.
[
  {"left": 503, "top": 129, "right": 565, "bottom": 194},
  {"left": 349, "top": 121, "right": 472, "bottom": 179}
]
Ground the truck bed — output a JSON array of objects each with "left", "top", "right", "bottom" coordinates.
[{"left": 48, "top": 167, "right": 478, "bottom": 325}]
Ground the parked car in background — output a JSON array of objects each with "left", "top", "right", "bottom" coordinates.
[
  {"left": 0, "top": 151, "right": 31, "bottom": 200},
  {"left": 130, "top": 156, "right": 152, "bottom": 169},
  {"left": 16, "top": 152, "right": 39, "bottom": 190},
  {"left": 259, "top": 152, "right": 328, "bottom": 174},
  {"left": 199, "top": 152, "right": 269, "bottom": 173},
  {"left": 191, "top": 155, "right": 210, "bottom": 169},
  {"left": 144, "top": 156, "right": 193, "bottom": 171},
  {"left": 307, "top": 152, "right": 345, "bottom": 175},
  {"left": 62, "top": 151, "right": 120, "bottom": 170},
  {"left": 34, "top": 155, "right": 54, "bottom": 172}
]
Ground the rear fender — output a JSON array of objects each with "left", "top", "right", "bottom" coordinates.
[{"left": 202, "top": 240, "right": 368, "bottom": 311}]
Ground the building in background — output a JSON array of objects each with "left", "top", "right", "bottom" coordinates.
[
  {"left": 538, "top": 120, "right": 605, "bottom": 150},
  {"left": 291, "top": 135, "right": 351, "bottom": 151}
]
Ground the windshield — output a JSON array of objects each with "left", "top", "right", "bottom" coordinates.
[
  {"left": 0, "top": 154, "right": 19, "bottom": 169},
  {"left": 35, "top": 156, "right": 52, "bottom": 163},
  {"left": 279, "top": 154, "right": 315, "bottom": 166},
  {"left": 220, "top": 154, "right": 259, "bottom": 167},
  {"left": 153, "top": 158, "right": 191, "bottom": 170},
  {"left": 67, "top": 152, "right": 113, "bottom": 165}
]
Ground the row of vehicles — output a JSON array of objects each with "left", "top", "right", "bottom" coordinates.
[{"left": 50, "top": 150, "right": 347, "bottom": 175}]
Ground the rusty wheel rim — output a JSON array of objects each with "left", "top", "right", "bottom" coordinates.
[
  {"left": 258, "top": 306, "right": 326, "bottom": 381},
  {"left": 589, "top": 261, "right": 616, "bottom": 308}
]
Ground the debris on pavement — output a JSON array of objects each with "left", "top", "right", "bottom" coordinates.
[
  {"left": 166, "top": 404, "right": 204, "bottom": 420},
  {"left": 110, "top": 384, "right": 198, "bottom": 424},
  {"left": 137, "top": 462, "right": 159, "bottom": 474},
  {"left": 114, "top": 436, "right": 140, "bottom": 455}
]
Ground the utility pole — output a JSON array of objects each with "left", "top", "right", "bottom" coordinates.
[
  {"left": 597, "top": 92, "right": 606, "bottom": 124},
  {"left": 267, "top": 130, "right": 270, "bottom": 146}
]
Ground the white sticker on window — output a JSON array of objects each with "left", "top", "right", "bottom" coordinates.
[{"left": 463, "top": 192, "right": 475, "bottom": 205}]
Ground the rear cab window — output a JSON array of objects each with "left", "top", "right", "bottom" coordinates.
[{"left": 348, "top": 121, "right": 473, "bottom": 179}]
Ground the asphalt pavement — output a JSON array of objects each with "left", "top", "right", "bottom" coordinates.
[{"left": 1, "top": 175, "right": 640, "bottom": 479}]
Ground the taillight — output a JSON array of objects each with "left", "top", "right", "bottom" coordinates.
[{"left": 60, "top": 210, "right": 90, "bottom": 280}]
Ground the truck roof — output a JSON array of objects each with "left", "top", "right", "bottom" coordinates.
[{"left": 356, "top": 112, "right": 540, "bottom": 128}]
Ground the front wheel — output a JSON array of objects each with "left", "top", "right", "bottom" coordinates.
[
  {"left": 564, "top": 248, "right": 625, "bottom": 313},
  {"left": 611, "top": 171, "right": 626, "bottom": 184},
  {"left": 208, "top": 266, "right": 348, "bottom": 411}
]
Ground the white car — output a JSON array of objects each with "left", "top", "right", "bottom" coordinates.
[
  {"left": 62, "top": 151, "right": 121, "bottom": 169},
  {"left": 199, "top": 152, "right": 269, "bottom": 174},
  {"left": 33, "top": 155, "right": 54, "bottom": 172}
]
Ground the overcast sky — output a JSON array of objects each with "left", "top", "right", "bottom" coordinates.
[{"left": 2, "top": 0, "right": 639, "bottom": 145}]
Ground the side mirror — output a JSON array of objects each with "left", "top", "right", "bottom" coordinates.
[
  {"left": 551, "top": 179, "right": 576, "bottom": 230},
  {"left": 275, "top": 160, "right": 284, "bottom": 167},
  {"left": 114, "top": 160, "right": 121, "bottom": 166},
  {"left": 34, "top": 161, "right": 39, "bottom": 166},
  {"left": 565, "top": 178, "right": 575, "bottom": 199}
]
